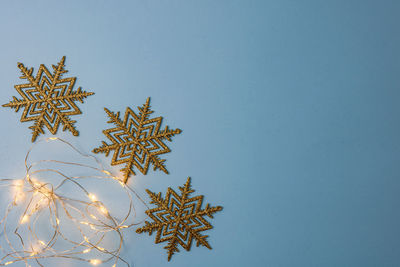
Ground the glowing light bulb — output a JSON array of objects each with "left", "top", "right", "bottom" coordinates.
[
  {"left": 102, "top": 170, "right": 111, "bottom": 175},
  {"left": 90, "top": 259, "right": 101, "bottom": 265},
  {"left": 14, "top": 192, "right": 25, "bottom": 203},
  {"left": 13, "top": 180, "right": 25, "bottom": 203},
  {"left": 99, "top": 205, "right": 108, "bottom": 215},
  {"left": 83, "top": 248, "right": 91, "bottom": 253},
  {"left": 4, "top": 261, "right": 13, "bottom": 265},
  {"left": 20, "top": 214, "right": 30, "bottom": 224},
  {"left": 88, "top": 193, "right": 97, "bottom": 202},
  {"left": 14, "top": 179, "right": 24, "bottom": 187},
  {"left": 49, "top": 137, "right": 58, "bottom": 140},
  {"left": 43, "top": 190, "right": 52, "bottom": 198}
]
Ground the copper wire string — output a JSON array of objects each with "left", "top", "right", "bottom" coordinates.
[{"left": 0, "top": 137, "right": 147, "bottom": 267}]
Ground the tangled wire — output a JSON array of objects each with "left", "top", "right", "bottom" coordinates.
[{"left": 0, "top": 137, "right": 147, "bottom": 267}]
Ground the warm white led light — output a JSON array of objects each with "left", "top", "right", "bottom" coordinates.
[
  {"left": 20, "top": 214, "right": 30, "bottom": 224},
  {"left": 89, "top": 259, "right": 101, "bottom": 265},
  {"left": 14, "top": 179, "right": 24, "bottom": 187},
  {"left": 102, "top": 170, "right": 111, "bottom": 175},
  {"left": 88, "top": 193, "right": 97, "bottom": 202},
  {"left": 99, "top": 205, "right": 108, "bottom": 214}
]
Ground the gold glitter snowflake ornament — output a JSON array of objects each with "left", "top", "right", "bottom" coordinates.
[
  {"left": 136, "top": 177, "right": 223, "bottom": 261},
  {"left": 2, "top": 56, "right": 94, "bottom": 142},
  {"left": 93, "top": 97, "right": 182, "bottom": 183}
]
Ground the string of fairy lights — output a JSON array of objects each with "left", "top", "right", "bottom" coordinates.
[{"left": 0, "top": 137, "right": 148, "bottom": 267}]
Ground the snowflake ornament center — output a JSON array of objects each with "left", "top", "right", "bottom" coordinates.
[
  {"left": 93, "top": 97, "right": 181, "bottom": 183},
  {"left": 2, "top": 56, "right": 94, "bottom": 142},
  {"left": 136, "top": 177, "right": 223, "bottom": 261}
]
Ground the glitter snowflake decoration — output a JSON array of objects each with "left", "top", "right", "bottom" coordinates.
[
  {"left": 93, "top": 97, "right": 181, "bottom": 183},
  {"left": 136, "top": 177, "right": 223, "bottom": 261},
  {"left": 2, "top": 56, "right": 94, "bottom": 142}
]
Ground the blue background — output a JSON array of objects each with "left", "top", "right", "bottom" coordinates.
[{"left": 0, "top": 1, "right": 400, "bottom": 266}]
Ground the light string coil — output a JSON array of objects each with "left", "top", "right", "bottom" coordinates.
[{"left": 0, "top": 137, "right": 147, "bottom": 267}]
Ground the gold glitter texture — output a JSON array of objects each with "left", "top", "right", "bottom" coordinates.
[
  {"left": 136, "top": 177, "right": 222, "bottom": 261},
  {"left": 2, "top": 56, "right": 94, "bottom": 142},
  {"left": 93, "top": 97, "right": 181, "bottom": 183}
]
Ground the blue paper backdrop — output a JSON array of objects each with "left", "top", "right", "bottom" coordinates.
[{"left": 0, "top": 1, "right": 400, "bottom": 266}]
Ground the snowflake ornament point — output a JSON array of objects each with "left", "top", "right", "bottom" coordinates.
[
  {"left": 136, "top": 177, "right": 223, "bottom": 261},
  {"left": 93, "top": 98, "right": 182, "bottom": 183},
  {"left": 3, "top": 56, "right": 94, "bottom": 142}
]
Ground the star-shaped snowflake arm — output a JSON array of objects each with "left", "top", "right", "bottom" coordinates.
[
  {"left": 136, "top": 177, "right": 223, "bottom": 261},
  {"left": 93, "top": 97, "right": 182, "bottom": 183},
  {"left": 2, "top": 56, "right": 94, "bottom": 142}
]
